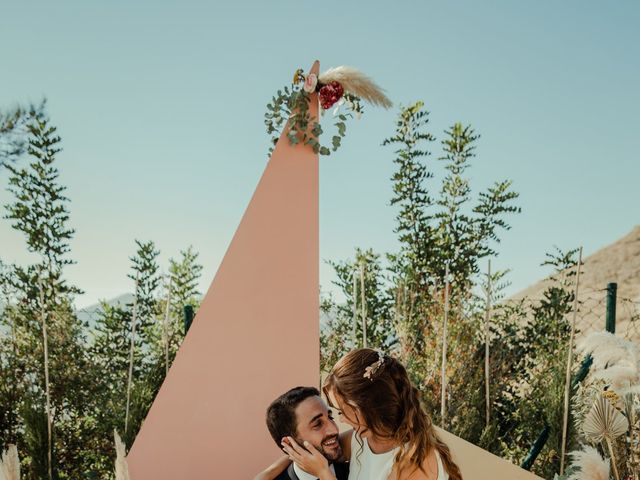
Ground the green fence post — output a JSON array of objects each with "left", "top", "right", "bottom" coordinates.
[
  {"left": 184, "top": 304, "right": 194, "bottom": 334},
  {"left": 521, "top": 425, "right": 550, "bottom": 471},
  {"left": 522, "top": 282, "right": 615, "bottom": 471},
  {"left": 605, "top": 282, "right": 617, "bottom": 333}
]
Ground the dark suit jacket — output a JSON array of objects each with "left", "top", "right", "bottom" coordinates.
[{"left": 274, "top": 462, "right": 349, "bottom": 480}]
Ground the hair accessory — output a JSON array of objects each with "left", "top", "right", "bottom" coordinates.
[{"left": 363, "top": 350, "right": 385, "bottom": 380}]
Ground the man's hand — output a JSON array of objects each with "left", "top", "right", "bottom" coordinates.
[{"left": 281, "top": 437, "right": 336, "bottom": 480}]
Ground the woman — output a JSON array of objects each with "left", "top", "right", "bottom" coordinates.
[{"left": 257, "top": 348, "right": 462, "bottom": 480}]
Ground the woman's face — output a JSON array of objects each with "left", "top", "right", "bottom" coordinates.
[{"left": 326, "top": 388, "right": 370, "bottom": 439}]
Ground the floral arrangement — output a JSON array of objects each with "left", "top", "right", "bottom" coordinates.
[
  {"left": 556, "top": 332, "right": 640, "bottom": 480},
  {"left": 264, "top": 66, "right": 392, "bottom": 156}
]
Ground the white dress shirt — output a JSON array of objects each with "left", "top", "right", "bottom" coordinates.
[{"left": 293, "top": 461, "right": 337, "bottom": 480}]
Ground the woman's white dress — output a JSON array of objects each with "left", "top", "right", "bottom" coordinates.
[{"left": 347, "top": 432, "right": 448, "bottom": 480}]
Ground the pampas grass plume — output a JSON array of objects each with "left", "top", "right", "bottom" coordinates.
[
  {"left": 114, "top": 430, "right": 130, "bottom": 480},
  {"left": 578, "top": 331, "right": 640, "bottom": 392},
  {"left": 319, "top": 66, "right": 393, "bottom": 109},
  {"left": 567, "top": 446, "right": 610, "bottom": 480},
  {"left": 592, "top": 365, "right": 639, "bottom": 391},
  {"left": 578, "top": 332, "right": 638, "bottom": 369},
  {"left": 0, "top": 445, "right": 20, "bottom": 480}
]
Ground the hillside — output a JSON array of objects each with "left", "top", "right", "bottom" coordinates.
[{"left": 510, "top": 226, "right": 640, "bottom": 341}]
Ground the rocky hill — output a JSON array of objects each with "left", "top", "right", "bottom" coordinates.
[{"left": 510, "top": 226, "right": 640, "bottom": 341}]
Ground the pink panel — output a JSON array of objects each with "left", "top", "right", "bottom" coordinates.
[
  {"left": 436, "top": 428, "right": 543, "bottom": 479},
  {"left": 127, "top": 61, "right": 321, "bottom": 480}
]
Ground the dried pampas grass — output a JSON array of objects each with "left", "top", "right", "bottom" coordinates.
[
  {"left": 0, "top": 445, "right": 20, "bottom": 480},
  {"left": 566, "top": 446, "right": 610, "bottom": 480},
  {"left": 319, "top": 66, "right": 392, "bottom": 109},
  {"left": 592, "top": 365, "right": 640, "bottom": 392},
  {"left": 579, "top": 331, "right": 638, "bottom": 369},
  {"left": 114, "top": 430, "right": 130, "bottom": 480},
  {"left": 578, "top": 331, "right": 640, "bottom": 392}
]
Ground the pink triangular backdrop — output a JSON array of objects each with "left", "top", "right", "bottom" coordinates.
[
  {"left": 127, "top": 62, "right": 321, "bottom": 480},
  {"left": 127, "top": 59, "right": 542, "bottom": 480}
]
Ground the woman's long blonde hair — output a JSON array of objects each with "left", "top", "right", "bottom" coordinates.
[{"left": 323, "top": 348, "right": 462, "bottom": 480}]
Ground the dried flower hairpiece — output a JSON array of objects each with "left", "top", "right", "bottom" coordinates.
[{"left": 363, "top": 350, "right": 385, "bottom": 380}]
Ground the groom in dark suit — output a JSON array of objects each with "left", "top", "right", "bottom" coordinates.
[{"left": 266, "top": 386, "right": 349, "bottom": 480}]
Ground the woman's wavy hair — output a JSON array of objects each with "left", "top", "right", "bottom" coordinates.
[{"left": 323, "top": 348, "right": 462, "bottom": 480}]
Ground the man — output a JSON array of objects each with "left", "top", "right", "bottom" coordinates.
[{"left": 266, "top": 386, "right": 349, "bottom": 480}]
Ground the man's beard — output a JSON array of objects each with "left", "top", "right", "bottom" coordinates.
[{"left": 295, "top": 433, "right": 342, "bottom": 462}]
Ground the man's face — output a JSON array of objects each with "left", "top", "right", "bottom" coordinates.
[{"left": 292, "top": 395, "right": 342, "bottom": 461}]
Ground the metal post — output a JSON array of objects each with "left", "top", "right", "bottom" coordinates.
[
  {"left": 163, "top": 277, "right": 173, "bottom": 376},
  {"left": 573, "top": 355, "right": 593, "bottom": 388},
  {"left": 440, "top": 263, "right": 450, "bottom": 427},
  {"left": 606, "top": 282, "right": 617, "bottom": 334},
  {"left": 560, "top": 247, "right": 583, "bottom": 475},
  {"left": 184, "top": 304, "right": 194, "bottom": 335},
  {"left": 352, "top": 269, "right": 358, "bottom": 346},
  {"left": 360, "top": 261, "right": 367, "bottom": 348},
  {"left": 125, "top": 275, "right": 140, "bottom": 436},
  {"left": 484, "top": 260, "right": 492, "bottom": 428},
  {"left": 521, "top": 425, "right": 550, "bottom": 470}
]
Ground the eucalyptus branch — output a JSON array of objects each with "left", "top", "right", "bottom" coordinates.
[{"left": 264, "top": 78, "right": 363, "bottom": 158}]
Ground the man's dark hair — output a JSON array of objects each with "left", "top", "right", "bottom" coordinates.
[{"left": 266, "top": 386, "right": 320, "bottom": 446}]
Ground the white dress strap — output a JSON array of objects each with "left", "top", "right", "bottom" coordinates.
[{"left": 435, "top": 450, "right": 449, "bottom": 480}]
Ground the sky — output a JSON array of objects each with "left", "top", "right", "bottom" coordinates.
[{"left": 1, "top": 1, "right": 638, "bottom": 309}]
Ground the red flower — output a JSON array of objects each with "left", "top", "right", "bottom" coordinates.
[{"left": 318, "top": 81, "right": 344, "bottom": 109}]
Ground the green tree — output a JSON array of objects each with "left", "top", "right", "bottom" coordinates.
[
  {"left": 160, "top": 246, "right": 203, "bottom": 364},
  {"left": 321, "top": 249, "right": 394, "bottom": 371},
  {"left": 386, "top": 102, "right": 520, "bottom": 397},
  {"left": 502, "top": 248, "right": 580, "bottom": 477},
  {"left": 127, "top": 239, "right": 160, "bottom": 346},
  {"left": 452, "top": 248, "right": 581, "bottom": 476},
  {"left": 88, "top": 291, "right": 154, "bottom": 473},
  {"left": 382, "top": 101, "right": 436, "bottom": 292},
  {"left": 1, "top": 115, "right": 91, "bottom": 480},
  {"left": 87, "top": 243, "right": 202, "bottom": 471},
  {"left": 382, "top": 103, "right": 520, "bottom": 289},
  {"left": 168, "top": 246, "right": 203, "bottom": 315}
]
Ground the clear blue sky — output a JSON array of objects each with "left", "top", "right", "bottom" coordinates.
[{"left": 1, "top": 1, "right": 638, "bottom": 308}]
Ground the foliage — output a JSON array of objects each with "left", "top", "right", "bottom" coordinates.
[
  {"left": 320, "top": 249, "right": 394, "bottom": 372},
  {"left": 381, "top": 102, "right": 522, "bottom": 432},
  {"left": 0, "top": 113, "right": 92, "bottom": 479},
  {"left": 264, "top": 78, "right": 359, "bottom": 157},
  {"left": 0, "top": 108, "right": 203, "bottom": 479},
  {"left": 0, "top": 101, "right": 46, "bottom": 169},
  {"left": 127, "top": 240, "right": 160, "bottom": 347},
  {"left": 320, "top": 102, "right": 591, "bottom": 478},
  {"left": 163, "top": 246, "right": 203, "bottom": 362},
  {"left": 0, "top": 97, "right": 611, "bottom": 480}
]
